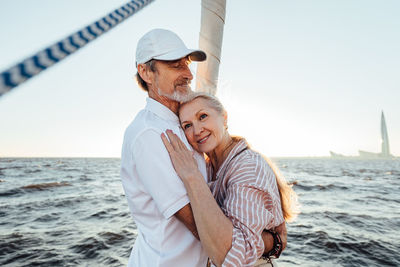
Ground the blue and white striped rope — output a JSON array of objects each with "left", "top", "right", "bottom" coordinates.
[{"left": 0, "top": 0, "right": 154, "bottom": 97}]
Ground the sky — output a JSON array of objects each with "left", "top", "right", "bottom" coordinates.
[{"left": 0, "top": 0, "right": 399, "bottom": 158}]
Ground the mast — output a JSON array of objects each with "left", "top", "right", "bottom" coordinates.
[
  {"left": 196, "top": 0, "right": 226, "bottom": 95},
  {"left": 381, "top": 111, "right": 390, "bottom": 156}
]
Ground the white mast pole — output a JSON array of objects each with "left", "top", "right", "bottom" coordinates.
[{"left": 196, "top": 0, "right": 226, "bottom": 95}]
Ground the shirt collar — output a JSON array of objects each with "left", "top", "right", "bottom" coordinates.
[
  {"left": 215, "top": 137, "right": 249, "bottom": 179},
  {"left": 145, "top": 97, "right": 180, "bottom": 124}
]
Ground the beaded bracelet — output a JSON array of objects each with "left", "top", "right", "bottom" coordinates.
[{"left": 262, "top": 229, "right": 283, "bottom": 259}]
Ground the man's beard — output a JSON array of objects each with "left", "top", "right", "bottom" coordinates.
[{"left": 158, "top": 85, "right": 193, "bottom": 102}]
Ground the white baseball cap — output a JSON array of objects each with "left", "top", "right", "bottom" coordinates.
[{"left": 135, "top": 28, "right": 206, "bottom": 66}]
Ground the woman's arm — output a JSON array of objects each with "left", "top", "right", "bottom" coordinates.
[
  {"left": 183, "top": 170, "right": 233, "bottom": 266},
  {"left": 162, "top": 130, "right": 284, "bottom": 266},
  {"left": 161, "top": 130, "right": 233, "bottom": 266}
]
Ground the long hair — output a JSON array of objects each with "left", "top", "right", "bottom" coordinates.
[
  {"left": 262, "top": 156, "right": 300, "bottom": 222},
  {"left": 181, "top": 92, "right": 300, "bottom": 222}
]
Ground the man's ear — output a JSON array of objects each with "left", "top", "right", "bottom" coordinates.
[
  {"left": 223, "top": 111, "right": 228, "bottom": 129},
  {"left": 137, "top": 63, "right": 153, "bottom": 85}
]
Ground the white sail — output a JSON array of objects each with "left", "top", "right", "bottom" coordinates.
[
  {"left": 195, "top": 0, "right": 226, "bottom": 95},
  {"left": 332, "top": 111, "right": 395, "bottom": 158},
  {"left": 381, "top": 111, "right": 390, "bottom": 156}
]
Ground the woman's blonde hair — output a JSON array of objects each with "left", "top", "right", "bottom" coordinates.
[
  {"left": 180, "top": 92, "right": 300, "bottom": 222},
  {"left": 262, "top": 156, "right": 300, "bottom": 222}
]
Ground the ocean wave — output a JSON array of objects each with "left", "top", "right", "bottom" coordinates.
[
  {"left": 0, "top": 210, "right": 7, "bottom": 218},
  {"left": 57, "top": 167, "right": 82, "bottom": 172},
  {"left": 103, "top": 194, "right": 122, "bottom": 202},
  {"left": 0, "top": 232, "right": 43, "bottom": 257},
  {"left": 98, "top": 256, "right": 123, "bottom": 266},
  {"left": 292, "top": 182, "right": 348, "bottom": 191},
  {"left": 0, "top": 165, "right": 23, "bottom": 170},
  {"left": 290, "top": 230, "right": 400, "bottom": 266},
  {"left": 53, "top": 196, "right": 92, "bottom": 208},
  {"left": 79, "top": 174, "right": 93, "bottom": 181},
  {"left": 322, "top": 211, "right": 382, "bottom": 229},
  {"left": 23, "top": 169, "right": 42, "bottom": 174},
  {"left": 98, "top": 230, "right": 132, "bottom": 246},
  {"left": 0, "top": 188, "right": 24, "bottom": 197},
  {"left": 385, "top": 170, "right": 400, "bottom": 176},
  {"left": 316, "top": 184, "right": 349, "bottom": 191},
  {"left": 303, "top": 210, "right": 380, "bottom": 226},
  {"left": 21, "top": 182, "right": 71, "bottom": 191},
  {"left": 1, "top": 238, "right": 79, "bottom": 267},
  {"left": 33, "top": 213, "right": 60, "bottom": 223},
  {"left": 337, "top": 239, "right": 400, "bottom": 266},
  {"left": 70, "top": 237, "right": 109, "bottom": 259},
  {"left": 363, "top": 194, "right": 400, "bottom": 204},
  {"left": 0, "top": 195, "right": 93, "bottom": 214},
  {"left": 23, "top": 255, "right": 71, "bottom": 267},
  {"left": 341, "top": 170, "right": 358, "bottom": 177},
  {"left": 89, "top": 210, "right": 109, "bottom": 219}
]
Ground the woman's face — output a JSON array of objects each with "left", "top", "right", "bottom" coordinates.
[{"left": 179, "top": 97, "right": 226, "bottom": 154}]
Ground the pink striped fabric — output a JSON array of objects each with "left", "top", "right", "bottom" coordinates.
[{"left": 207, "top": 138, "right": 284, "bottom": 267}]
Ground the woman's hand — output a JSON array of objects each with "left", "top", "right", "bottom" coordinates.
[{"left": 161, "top": 129, "right": 200, "bottom": 182}]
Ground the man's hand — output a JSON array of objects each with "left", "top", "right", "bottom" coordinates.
[
  {"left": 175, "top": 203, "right": 200, "bottom": 240},
  {"left": 275, "top": 222, "right": 287, "bottom": 251}
]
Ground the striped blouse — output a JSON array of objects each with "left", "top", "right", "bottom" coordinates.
[{"left": 207, "top": 138, "right": 284, "bottom": 267}]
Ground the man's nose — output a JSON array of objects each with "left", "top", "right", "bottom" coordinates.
[{"left": 183, "top": 65, "right": 193, "bottom": 80}]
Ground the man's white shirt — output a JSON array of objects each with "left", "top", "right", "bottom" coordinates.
[{"left": 120, "top": 97, "right": 208, "bottom": 267}]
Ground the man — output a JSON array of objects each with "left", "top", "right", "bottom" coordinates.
[
  {"left": 120, "top": 28, "right": 209, "bottom": 267},
  {"left": 121, "top": 28, "right": 287, "bottom": 267}
]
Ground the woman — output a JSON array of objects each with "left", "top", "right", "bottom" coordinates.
[{"left": 161, "top": 93, "right": 298, "bottom": 267}]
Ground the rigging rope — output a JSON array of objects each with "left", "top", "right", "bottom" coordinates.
[{"left": 0, "top": 0, "right": 154, "bottom": 98}]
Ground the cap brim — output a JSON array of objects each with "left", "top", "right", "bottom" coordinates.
[{"left": 153, "top": 49, "right": 206, "bottom": 62}]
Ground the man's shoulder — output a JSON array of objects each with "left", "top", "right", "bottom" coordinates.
[{"left": 124, "top": 109, "right": 165, "bottom": 142}]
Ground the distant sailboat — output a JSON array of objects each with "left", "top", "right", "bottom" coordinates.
[
  {"left": 329, "top": 151, "right": 346, "bottom": 158},
  {"left": 331, "top": 111, "right": 395, "bottom": 158},
  {"left": 381, "top": 111, "right": 390, "bottom": 157}
]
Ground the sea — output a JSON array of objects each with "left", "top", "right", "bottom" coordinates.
[{"left": 0, "top": 157, "right": 399, "bottom": 267}]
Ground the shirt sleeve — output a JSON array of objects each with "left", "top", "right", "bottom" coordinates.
[
  {"left": 132, "top": 128, "right": 189, "bottom": 219},
  {"left": 221, "top": 160, "right": 279, "bottom": 267}
]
